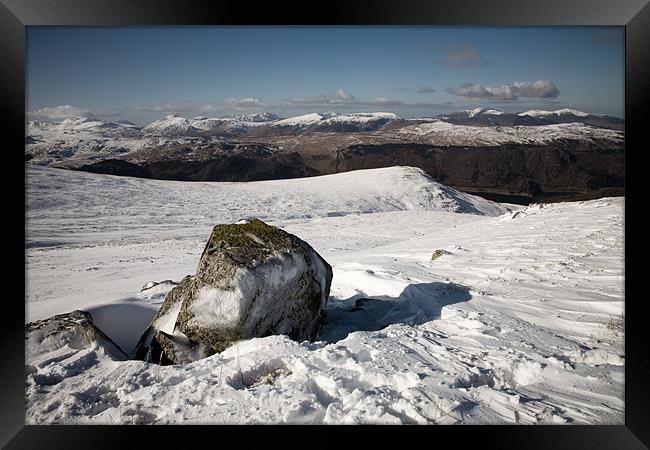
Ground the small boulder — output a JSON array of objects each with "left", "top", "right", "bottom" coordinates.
[
  {"left": 431, "top": 249, "right": 451, "bottom": 260},
  {"left": 25, "top": 310, "right": 128, "bottom": 362},
  {"left": 136, "top": 219, "right": 333, "bottom": 364}
]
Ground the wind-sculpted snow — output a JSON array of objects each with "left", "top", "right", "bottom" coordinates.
[{"left": 25, "top": 166, "right": 623, "bottom": 425}]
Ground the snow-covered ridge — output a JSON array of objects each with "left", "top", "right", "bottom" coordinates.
[
  {"left": 397, "top": 120, "right": 623, "bottom": 146},
  {"left": 273, "top": 112, "right": 399, "bottom": 127},
  {"left": 144, "top": 114, "right": 190, "bottom": 128},
  {"left": 26, "top": 116, "right": 151, "bottom": 166},
  {"left": 273, "top": 112, "right": 324, "bottom": 126},
  {"left": 466, "top": 108, "right": 505, "bottom": 118},
  {"left": 321, "top": 112, "right": 398, "bottom": 124},
  {"left": 55, "top": 117, "right": 141, "bottom": 131},
  {"left": 518, "top": 108, "right": 591, "bottom": 117},
  {"left": 232, "top": 112, "right": 280, "bottom": 122},
  {"left": 143, "top": 114, "right": 275, "bottom": 135},
  {"left": 27, "top": 116, "right": 141, "bottom": 133},
  {"left": 143, "top": 115, "right": 201, "bottom": 135}
]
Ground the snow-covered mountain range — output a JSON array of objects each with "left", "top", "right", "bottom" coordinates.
[
  {"left": 27, "top": 107, "right": 622, "bottom": 139},
  {"left": 25, "top": 108, "right": 624, "bottom": 168},
  {"left": 396, "top": 121, "right": 623, "bottom": 147},
  {"left": 439, "top": 108, "right": 623, "bottom": 129}
]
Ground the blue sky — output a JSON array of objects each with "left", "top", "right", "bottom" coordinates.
[{"left": 27, "top": 26, "right": 624, "bottom": 124}]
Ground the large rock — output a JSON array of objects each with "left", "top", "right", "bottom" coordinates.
[{"left": 136, "top": 219, "right": 333, "bottom": 364}]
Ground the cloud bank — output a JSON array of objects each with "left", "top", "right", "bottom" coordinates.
[
  {"left": 133, "top": 98, "right": 268, "bottom": 114},
  {"left": 28, "top": 105, "right": 121, "bottom": 121},
  {"left": 448, "top": 80, "right": 560, "bottom": 101},
  {"left": 285, "top": 89, "right": 442, "bottom": 109}
]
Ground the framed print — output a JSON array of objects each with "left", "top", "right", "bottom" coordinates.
[{"left": 1, "top": 0, "right": 647, "bottom": 447}]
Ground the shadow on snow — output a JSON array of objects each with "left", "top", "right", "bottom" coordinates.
[
  {"left": 83, "top": 281, "right": 472, "bottom": 356},
  {"left": 84, "top": 301, "right": 159, "bottom": 358},
  {"left": 319, "top": 281, "right": 472, "bottom": 343}
]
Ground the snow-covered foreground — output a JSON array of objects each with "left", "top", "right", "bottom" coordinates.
[{"left": 25, "top": 166, "right": 624, "bottom": 424}]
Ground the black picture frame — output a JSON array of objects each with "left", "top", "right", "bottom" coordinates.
[{"left": 2, "top": 0, "right": 646, "bottom": 447}]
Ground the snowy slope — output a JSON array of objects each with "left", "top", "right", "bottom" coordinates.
[
  {"left": 26, "top": 165, "right": 507, "bottom": 250},
  {"left": 273, "top": 113, "right": 326, "bottom": 127},
  {"left": 26, "top": 165, "right": 509, "bottom": 319},
  {"left": 144, "top": 115, "right": 274, "bottom": 135},
  {"left": 320, "top": 112, "right": 398, "bottom": 124},
  {"left": 53, "top": 117, "right": 140, "bottom": 132},
  {"left": 26, "top": 117, "right": 152, "bottom": 166},
  {"left": 28, "top": 117, "right": 142, "bottom": 135},
  {"left": 25, "top": 166, "right": 623, "bottom": 425},
  {"left": 143, "top": 115, "right": 202, "bottom": 136},
  {"left": 232, "top": 112, "right": 280, "bottom": 122}
]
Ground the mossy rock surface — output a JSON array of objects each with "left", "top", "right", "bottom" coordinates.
[{"left": 201, "top": 219, "right": 297, "bottom": 264}]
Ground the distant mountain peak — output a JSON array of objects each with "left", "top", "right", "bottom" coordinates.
[
  {"left": 518, "top": 108, "right": 591, "bottom": 117},
  {"left": 466, "top": 108, "right": 505, "bottom": 118},
  {"left": 271, "top": 112, "right": 399, "bottom": 129},
  {"left": 231, "top": 112, "right": 280, "bottom": 122}
]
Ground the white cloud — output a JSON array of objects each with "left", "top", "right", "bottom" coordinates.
[
  {"left": 284, "top": 90, "right": 438, "bottom": 109},
  {"left": 512, "top": 80, "right": 560, "bottom": 98},
  {"left": 28, "top": 105, "right": 120, "bottom": 121},
  {"left": 448, "top": 80, "right": 560, "bottom": 101},
  {"left": 131, "top": 103, "right": 194, "bottom": 113},
  {"left": 223, "top": 97, "right": 268, "bottom": 109},
  {"left": 132, "top": 98, "right": 268, "bottom": 115},
  {"left": 449, "top": 83, "right": 516, "bottom": 100}
]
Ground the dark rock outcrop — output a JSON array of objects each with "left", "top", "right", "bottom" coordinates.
[
  {"left": 330, "top": 143, "right": 624, "bottom": 197},
  {"left": 144, "top": 152, "right": 318, "bottom": 182},
  {"left": 77, "top": 159, "right": 152, "bottom": 178}
]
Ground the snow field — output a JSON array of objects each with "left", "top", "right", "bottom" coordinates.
[{"left": 25, "top": 166, "right": 624, "bottom": 424}]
